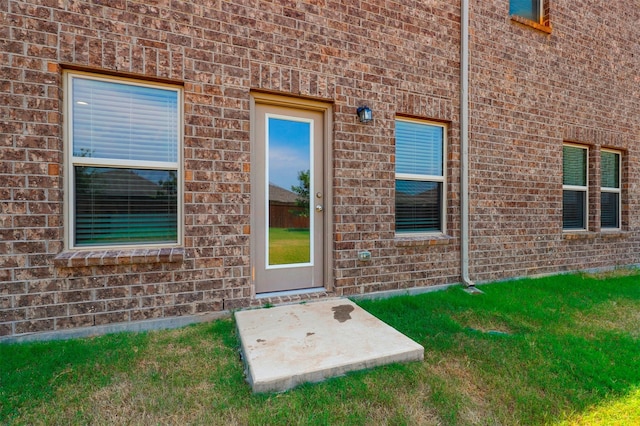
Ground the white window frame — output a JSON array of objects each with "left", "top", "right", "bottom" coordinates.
[
  {"left": 562, "top": 143, "right": 588, "bottom": 231},
  {"left": 600, "top": 149, "right": 622, "bottom": 230},
  {"left": 394, "top": 118, "right": 447, "bottom": 236},
  {"left": 537, "top": 0, "right": 544, "bottom": 23},
  {"left": 63, "top": 71, "right": 183, "bottom": 250}
]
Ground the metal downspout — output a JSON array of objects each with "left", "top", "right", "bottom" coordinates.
[{"left": 461, "top": 0, "right": 475, "bottom": 288}]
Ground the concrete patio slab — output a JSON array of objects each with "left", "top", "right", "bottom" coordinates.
[{"left": 235, "top": 298, "right": 424, "bottom": 393}]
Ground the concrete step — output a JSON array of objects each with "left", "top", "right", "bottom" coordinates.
[{"left": 235, "top": 298, "right": 424, "bottom": 393}]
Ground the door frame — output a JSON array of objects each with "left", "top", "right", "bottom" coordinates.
[{"left": 249, "top": 92, "right": 333, "bottom": 296}]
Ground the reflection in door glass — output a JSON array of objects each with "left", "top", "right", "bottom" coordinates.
[{"left": 267, "top": 117, "right": 311, "bottom": 266}]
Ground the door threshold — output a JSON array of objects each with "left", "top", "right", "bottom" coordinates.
[{"left": 256, "top": 287, "right": 326, "bottom": 300}]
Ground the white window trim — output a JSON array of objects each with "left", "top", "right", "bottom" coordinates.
[
  {"left": 601, "top": 148, "right": 622, "bottom": 230},
  {"left": 538, "top": 0, "right": 544, "bottom": 23},
  {"left": 562, "top": 143, "right": 588, "bottom": 232},
  {"left": 63, "top": 70, "right": 184, "bottom": 250},
  {"left": 394, "top": 117, "right": 447, "bottom": 237}
]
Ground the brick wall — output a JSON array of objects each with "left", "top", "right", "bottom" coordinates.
[
  {"left": 1, "top": 0, "right": 462, "bottom": 338},
  {"left": 2, "top": 0, "right": 640, "bottom": 339},
  {"left": 468, "top": 0, "right": 640, "bottom": 281}
]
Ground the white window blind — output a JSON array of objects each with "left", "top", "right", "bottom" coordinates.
[
  {"left": 72, "top": 78, "right": 178, "bottom": 163},
  {"left": 562, "top": 145, "right": 587, "bottom": 230},
  {"left": 396, "top": 120, "right": 443, "bottom": 177},
  {"left": 395, "top": 119, "right": 445, "bottom": 234},
  {"left": 68, "top": 73, "right": 180, "bottom": 247},
  {"left": 601, "top": 150, "right": 621, "bottom": 229}
]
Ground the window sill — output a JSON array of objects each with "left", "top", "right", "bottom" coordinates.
[
  {"left": 395, "top": 234, "right": 453, "bottom": 247},
  {"left": 563, "top": 230, "right": 630, "bottom": 241},
  {"left": 600, "top": 230, "right": 630, "bottom": 239},
  {"left": 54, "top": 247, "right": 185, "bottom": 268},
  {"left": 562, "top": 231, "right": 597, "bottom": 240},
  {"left": 510, "top": 15, "right": 552, "bottom": 34}
]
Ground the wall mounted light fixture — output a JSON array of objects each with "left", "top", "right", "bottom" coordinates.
[{"left": 357, "top": 106, "right": 373, "bottom": 123}]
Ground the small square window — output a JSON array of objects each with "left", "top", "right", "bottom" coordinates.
[
  {"left": 65, "top": 72, "right": 182, "bottom": 248},
  {"left": 510, "top": 0, "right": 545, "bottom": 24}
]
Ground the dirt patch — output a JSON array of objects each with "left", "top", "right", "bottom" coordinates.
[
  {"left": 453, "top": 313, "right": 514, "bottom": 336},
  {"left": 583, "top": 268, "right": 640, "bottom": 280},
  {"left": 371, "top": 384, "right": 442, "bottom": 425},
  {"left": 426, "top": 354, "right": 494, "bottom": 424},
  {"left": 574, "top": 300, "right": 640, "bottom": 338}
]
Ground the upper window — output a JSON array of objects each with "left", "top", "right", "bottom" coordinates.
[
  {"left": 65, "top": 71, "right": 182, "bottom": 248},
  {"left": 562, "top": 144, "right": 588, "bottom": 231},
  {"left": 601, "top": 150, "right": 621, "bottom": 230},
  {"left": 395, "top": 119, "right": 446, "bottom": 235},
  {"left": 510, "top": 0, "right": 543, "bottom": 23}
]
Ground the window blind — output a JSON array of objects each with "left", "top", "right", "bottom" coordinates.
[
  {"left": 395, "top": 119, "right": 444, "bottom": 234},
  {"left": 562, "top": 190, "right": 585, "bottom": 230},
  {"left": 563, "top": 146, "right": 586, "bottom": 186},
  {"left": 72, "top": 78, "right": 178, "bottom": 163},
  {"left": 601, "top": 151, "right": 620, "bottom": 228},
  {"left": 601, "top": 192, "right": 619, "bottom": 229},
  {"left": 601, "top": 151, "right": 619, "bottom": 189},
  {"left": 74, "top": 167, "right": 177, "bottom": 246},
  {"left": 395, "top": 180, "right": 442, "bottom": 233},
  {"left": 69, "top": 74, "right": 180, "bottom": 248},
  {"left": 396, "top": 120, "right": 443, "bottom": 177}
]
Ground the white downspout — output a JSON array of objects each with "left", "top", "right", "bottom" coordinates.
[{"left": 461, "top": 0, "right": 475, "bottom": 288}]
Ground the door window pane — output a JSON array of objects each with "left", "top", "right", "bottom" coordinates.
[{"left": 267, "top": 117, "right": 311, "bottom": 266}]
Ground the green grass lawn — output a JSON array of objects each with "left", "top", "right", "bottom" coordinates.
[
  {"left": 268, "top": 227, "right": 310, "bottom": 265},
  {"left": 2, "top": 272, "right": 640, "bottom": 425}
]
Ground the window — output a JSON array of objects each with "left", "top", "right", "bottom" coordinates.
[
  {"left": 510, "top": 0, "right": 543, "bottom": 23},
  {"left": 395, "top": 119, "right": 445, "bottom": 235},
  {"left": 562, "top": 144, "right": 588, "bottom": 230},
  {"left": 65, "top": 72, "right": 182, "bottom": 248},
  {"left": 601, "top": 150, "right": 621, "bottom": 229}
]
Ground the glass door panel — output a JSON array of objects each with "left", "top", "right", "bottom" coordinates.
[{"left": 267, "top": 116, "right": 312, "bottom": 266}]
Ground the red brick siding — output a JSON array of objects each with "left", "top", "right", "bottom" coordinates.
[
  {"left": 468, "top": 1, "right": 640, "bottom": 281},
  {"left": 2, "top": 0, "right": 640, "bottom": 338},
  {"left": 1, "top": 0, "right": 462, "bottom": 337}
]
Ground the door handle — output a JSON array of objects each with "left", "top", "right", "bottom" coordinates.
[{"left": 315, "top": 204, "right": 323, "bottom": 212}]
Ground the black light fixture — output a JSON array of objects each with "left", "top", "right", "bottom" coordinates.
[{"left": 357, "top": 105, "right": 373, "bottom": 123}]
